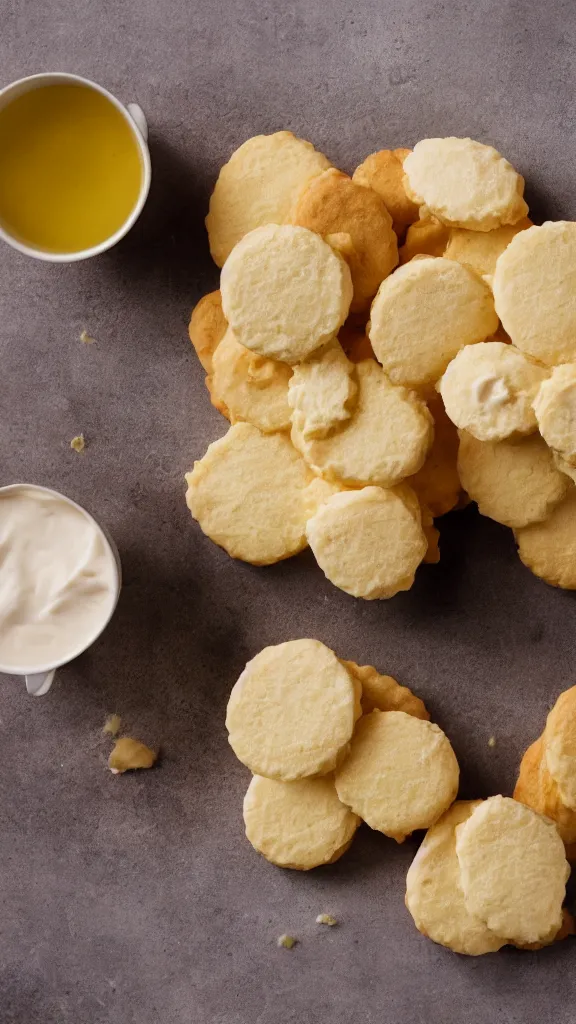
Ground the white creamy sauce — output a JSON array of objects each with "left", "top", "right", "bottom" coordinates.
[
  {"left": 472, "top": 374, "right": 511, "bottom": 409},
  {"left": 0, "top": 486, "right": 117, "bottom": 671}
]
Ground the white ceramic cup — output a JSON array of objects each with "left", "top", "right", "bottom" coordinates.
[
  {"left": 0, "top": 484, "right": 122, "bottom": 696},
  {"left": 0, "top": 72, "right": 151, "bottom": 262}
]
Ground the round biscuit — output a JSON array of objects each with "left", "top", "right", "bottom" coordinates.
[
  {"left": 368, "top": 257, "right": 498, "bottom": 391},
  {"left": 439, "top": 342, "right": 548, "bottom": 442},
  {"left": 515, "top": 486, "right": 576, "bottom": 589},
  {"left": 407, "top": 396, "right": 461, "bottom": 517},
  {"left": 334, "top": 710, "right": 459, "bottom": 840},
  {"left": 455, "top": 795, "right": 569, "bottom": 945},
  {"left": 292, "top": 360, "right": 433, "bottom": 488},
  {"left": 514, "top": 738, "right": 576, "bottom": 847},
  {"left": 399, "top": 216, "right": 450, "bottom": 264},
  {"left": 220, "top": 224, "right": 353, "bottom": 364},
  {"left": 534, "top": 364, "right": 576, "bottom": 464},
  {"left": 287, "top": 340, "right": 358, "bottom": 441},
  {"left": 306, "top": 485, "right": 428, "bottom": 600},
  {"left": 458, "top": 431, "right": 568, "bottom": 529},
  {"left": 205, "top": 131, "right": 332, "bottom": 266},
  {"left": 493, "top": 222, "right": 576, "bottom": 366},
  {"left": 342, "top": 660, "right": 429, "bottom": 719},
  {"left": 210, "top": 329, "right": 292, "bottom": 433},
  {"left": 444, "top": 218, "right": 532, "bottom": 278},
  {"left": 405, "top": 801, "right": 506, "bottom": 956},
  {"left": 226, "top": 639, "right": 359, "bottom": 780},
  {"left": 243, "top": 774, "right": 360, "bottom": 870},
  {"left": 403, "top": 138, "right": 528, "bottom": 231},
  {"left": 291, "top": 167, "right": 398, "bottom": 312},
  {"left": 188, "top": 290, "right": 228, "bottom": 373},
  {"left": 352, "top": 148, "right": 420, "bottom": 235},
  {"left": 185, "top": 422, "right": 313, "bottom": 565},
  {"left": 545, "top": 686, "right": 576, "bottom": 812}
]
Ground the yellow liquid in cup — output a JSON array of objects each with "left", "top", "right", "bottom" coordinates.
[{"left": 0, "top": 83, "right": 143, "bottom": 253}]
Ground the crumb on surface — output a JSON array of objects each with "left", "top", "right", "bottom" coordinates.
[
  {"left": 80, "top": 329, "right": 96, "bottom": 344},
  {"left": 277, "top": 934, "right": 297, "bottom": 949},
  {"left": 103, "top": 714, "right": 121, "bottom": 737},
  {"left": 108, "top": 737, "right": 157, "bottom": 774},
  {"left": 488, "top": 736, "right": 496, "bottom": 748},
  {"left": 70, "top": 434, "right": 85, "bottom": 453},
  {"left": 316, "top": 913, "right": 338, "bottom": 927}
]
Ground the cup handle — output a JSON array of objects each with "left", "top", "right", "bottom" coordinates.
[
  {"left": 127, "top": 103, "right": 148, "bottom": 142},
  {"left": 25, "top": 670, "right": 55, "bottom": 696}
]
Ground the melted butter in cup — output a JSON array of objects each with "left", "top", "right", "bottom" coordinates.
[{"left": 0, "top": 484, "right": 120, "bottom": 682}]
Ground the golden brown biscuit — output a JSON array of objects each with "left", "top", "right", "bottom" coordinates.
[
  {"left": 306, "top": 485, "right": 428, "bottom": 600},
  {"left": 292, "top": 360, "right": 433, "bottom": 488},
  {"left": 515, "top": 486, "right": 576, "bottom": 588},
  {"left": 493, "top": 222, "right": 576, "bottom": 366},
  {"left": 243, "top": 774, "right": 360, "bottom": 870},
  {"left": 334, "top": 710, "right": 459, "bottom": 840},
  {"left": 398, "top": 216, "right": 451, "bottom": 264},
  {"left": 185, "top": 422, "right": 314, "bottom": 565},
  {"left": 220, "top": 224, "right": 353, "bottom": 364},
  {"left": 420, "top": 503, "right": 441, "bottom": 564},
  {"left": 352, "top": 148, "right": 420, "bottom": 236},
  {"left": 408, "top": 396, "right": 461, "bottom": 517},
  {"left": 342, "top": 660, "right": 429, "bottom": 719},
  {"left": 457, "top": 432, "right": 568, "bottom": 528},
  {"left": 455, "top": 795, "right": 569, "bottom": 945},
  {"left": 291, "top": 167, "right": 398, "bottom": 312},
  {"left": 546, "top": 686, "right": 576, "bottom": 810},
  {"left": 206, "top": 131, "right": 332, "bottom": 266},
  {"left": 533, "top": 364, "right": 576, "bottom": 465},
  {"left": 369, "top": 257, "right": 498, "bottom": 391},
  {"left": 514, "top": 738, "right": 576, "bottom": 848},
  {"left": 226, "top": 639, "right": 359, "bottom": 780},
  {"left": 444, "top": 218, "right": 532, "bottom": 278},
  {"left": 403, "top": 138, "right": 528, "bottom": 231},
  {"left": 188, "top": 290, "right": 228, "bottom": 373},
  {"left": 210, "top": 329, "right": 292, "bottom": 433}
]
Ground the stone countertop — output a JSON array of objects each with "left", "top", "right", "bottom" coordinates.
[{"left": 1, "top": 1, "right": 576, "bottom": 1021}]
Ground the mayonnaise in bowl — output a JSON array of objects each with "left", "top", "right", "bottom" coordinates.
[{"left": 0, "top": 484, "right": 120, "bottom": 689}]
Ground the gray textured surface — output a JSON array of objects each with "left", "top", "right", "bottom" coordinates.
[{"left": 1, "top": 1, "right": 576, "bottom": 1021}]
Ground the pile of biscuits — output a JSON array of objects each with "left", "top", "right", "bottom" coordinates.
[
  {"left": 185, "top": 130, "right": 576, "bottom": 597},
  {"left": 226, "top": 640, "right": 575, "bottom": 957}
]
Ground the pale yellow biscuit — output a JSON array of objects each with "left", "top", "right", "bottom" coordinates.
[
  {"left": 439, "top": 342, "right": 548, "bottom": 442},
  {"left": 444, "top": 218, "right": 532, "bottom": 278},
  {"left": 545, "top": 686, "right": 576, "bottom": 812},
  {"left": 352, "top": 148, "right": 420, "bottom": 236},
  {"left": 292, "top": 360, "right": 433, "bottom": 488},
  {"left": 455, "top": 795, "right": 569, "bottom": 945},
  {"left": 210, "top": 328, "right": 292, "bottom": 433},
  {"left": 288, "top": 340, "right": 357, "bottom": 440},
  {"left": 220, "top": 224, "right": 353, "bottom": 365},
  {"left": 188, "top": 290, "right": 228, "bottom": 373},
  {"left": 515, "top": 486, "right": 576, "bottom": 588},
  {"left": 493, "top": 222, "right": 576, "bottom": 366},
  {"left": 458, "top": 432, "right": 568, "bottom": 528},
  {"left": 185, "top": 422, "right": 313, "bottom": 565},
  {"left": 335, "top": 710, "right": 459, "bottom": 840},
  {"left": 226, "top": 639, "right": 359, "bottom": 780},
  {"left": 368, "top": 257, "right": 498, "bottom": 391},
  {"left": 243, "top": 774, "right": 360, "bottom": 870},
  {"left": 403, "top": 138, "right": 528, "bottom": 231},
  {"left": 534, "top": 364, "right": 576, "bottom": 464},
  {"left": 408, "top": 396, "right": 461, "bottom": 517},
  {"left": 342, "top": 660, "right": 429, "bottom": 719},
  {"left": 405, "top": 801, "right": 506, "bottom": 956},
  {"left": 205, "top": 131, "right": 332, "bottom": 266},
  {"left": 306, "top": 485, "right": 428, "bottom": 600},
  {"left": 553, "top": 451, "right": 576, "bottom": 485},
  {"left": 399, "top": 216, "right": 451, "bottom": 264},
  {"left": 291, "top": 167, "right": 398, "bottom": 312}
]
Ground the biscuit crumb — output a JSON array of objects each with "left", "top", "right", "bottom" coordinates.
[
  {"left": 488, "top": 736, "right": 496, "bottom": 748},
  {"left": 103, "top": 714, "right": 121, "bottom": 737},
  {"left": 108, "top": 737, "right": 157, "bottom": 774},
  {"left": 70, "top": 434, "right": 85, "bottom": 453},
  {"left": 316, "top": 913, "right": 337, "bottom": 926},
  {"left": 277, "top": 934, "right": 297, "bottom": 949},
  {"left": 80, "top": 329, "right": 96, "bottom": 344}
]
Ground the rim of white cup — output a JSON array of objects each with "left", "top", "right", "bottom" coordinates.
[
  {"left": 0, "top": 483, "right": 122, "bottom": 676},
  {"left": 0, "top": 71, "right": 151, "bottom": 263}
]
